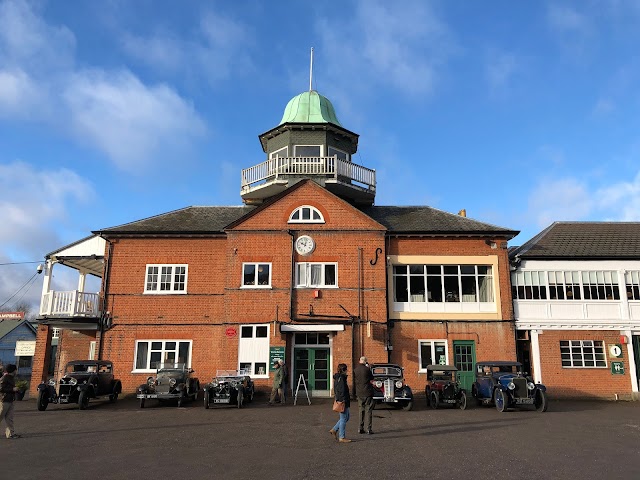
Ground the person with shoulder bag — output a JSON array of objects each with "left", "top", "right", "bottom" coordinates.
[{"left": 329, "top": 363, "right": 352, "bottom": 443}]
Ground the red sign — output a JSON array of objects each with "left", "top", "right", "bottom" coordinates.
[
  {"left": 225, "top": 327, "right": 237, "bottom": 338},
  {"left": 0, "top": 312, "right": 24, "bottom": 319}
]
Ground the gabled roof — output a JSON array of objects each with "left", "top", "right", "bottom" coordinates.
[
  {"left": 359, "top": 206, "right": 518, "bottom": 237},
  {"left": 0, "top": 319, "right": 37, "bottom": 341},
  {"left": 511, "top": 222, "right": 640, "bottom": 260},
  {"left": 94, "top": 206, "right": 256, "bottom": 235}
]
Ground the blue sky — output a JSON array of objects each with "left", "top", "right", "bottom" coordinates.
[{"left": 2, "top": 0, "right": 640, "bottom": 311}]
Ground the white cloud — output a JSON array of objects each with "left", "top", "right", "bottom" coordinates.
[
  {"left": 547, "top": 5, "right": 590, "bottom": 34},
  {"left": 597, "top": 172, "right": 640, "bottom": 221},
  {"left": 120, "top": 32, "right": 184, "bottom": 72},
  {"left": 0, "top": 0, "right": 207, "bottom": 172},
  {"left": 63, "top": 70, "right": 206, "bottom": 172},
  {"left": 485, "top": 51, "right": 519, "bottom": 92},
  {"left": 317, "top": 0, "right": 454, "bottom": 96}
]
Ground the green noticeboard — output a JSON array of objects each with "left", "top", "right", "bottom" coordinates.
[
  {"left": 270, "top": 346, "right": 285, "bottom": 372},
  {"left": 611, "top": 361, "right": 625, "bottom": 375}
]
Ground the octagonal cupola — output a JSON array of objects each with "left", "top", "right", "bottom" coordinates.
[{"left": 240, "top": 87, "right": 375, "bottom": 206}]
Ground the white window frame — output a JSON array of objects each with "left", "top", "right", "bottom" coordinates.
[
  {"left": 328, "top": 146, "right": 349, "bottom": 161},
  {"left": 241, "top": 263, "right": 272, "bottom": 288},
  {"left": 270, "top": 146, "right": 288, "bottom": 159},
  {"left": 238, "top": 324, "right": 270, "bottom": 379},
  {"left": 288, "top": 205, "right": 325, "bottom": 224},
  {"left": 418, "top": 340, "right": 448, "bottom": 372},
  {"left": 144, "top": 264, "right": 188, "bottom": 294},
  {"left": 89, "top": 341, "right": 96, "bottom": 360},
  {"left": 133, "top": 340, "right": 193, "bottom": 373},
  {"left": 295, "top": 262, "right": 338, "bottom": 288},
  {"left": 294, "top": 145, "right": 323, "bottom": 157},
  {"left": 560, "top": 340, "right": 607, "bottom": 368},
  {"left": 625, "top": 271, "right": 640, "bottom": 300},
  {"left": 52, "top": 328, "right": 60, "bottom": 339}
]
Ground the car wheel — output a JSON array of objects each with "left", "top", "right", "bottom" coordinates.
[
  {"left": 139, "top": 397, "right": 145, "bottom": 409},
  {"left": 204, "top": 390, "right": 210, "bottom": 409},
  {"left": 109, "top": 392, "right": 118, "bottom": 403},
  {"left": 471, "top": 384, "right": 483, "bottom": 406},
  {"left": 237, "top": 387, "right": 244, "bottom": 409},
  {"left": 535, "top": 390, "right": 549, "bottom": 413},
  {"left": 458, "top": 391, "right": 467, "bottom": 410},
  {"left": 402, "top": 400, "right": 413, "bottom": 411},
  {"left": 78, "top": 390, "right": 89, "bottom": 410},
  {"left": 425, "top": 388, "right": 431, "bottom": 407},
  {"left": 177, "top": 395, "right": 184, "bottom": 408},
  {"left": 430, "top": 391, "right": 439, "bottom": 409},
  {"left": 37, "top": 390, "right": 49, "bottom": 411},
  {"left": 248, "top": 387, "right": 254, "bottom": 403},
  {"left": 494, "top": 389, "right": 507, "bottom": 413}
]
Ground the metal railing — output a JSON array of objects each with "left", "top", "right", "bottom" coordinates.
[
  {"left": 241, "top": 156, "right": 376, "bottom": 191},
  {"left": 40, "top": 291, "right": 100, "bottom": 317}
]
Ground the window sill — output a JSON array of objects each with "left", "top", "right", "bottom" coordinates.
[
  {"left": 131, "top": 369, "right": 157, "bottom": 374},
  {"left": 240, "top": 285, "right": 272, "bottom": 289},
  {"left": 143, "top": 291, "right": 187, "bottom": 295},
  {"left": 295, "top": 286, "right": 339, "bottom": 289}
]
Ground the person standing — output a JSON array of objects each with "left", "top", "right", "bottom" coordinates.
[
  {"left": 278, "top": 359, "right": 288, "bottom": 404},
  {"left": 329, "top": 363, "right": 351, "bottom": 443},
  {"left": 268, "top": 360, "right": 284, "bottom": 405},
  {"left": 354, "top": 356, "right": 375, "bottom": 434},
  {"left": 0, "top": 364, "right": 20, "bottom": 439}
]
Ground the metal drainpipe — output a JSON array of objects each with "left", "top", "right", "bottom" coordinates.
[
  {"left": 287, "top": 230, "right": 295, "bottom": 324},
  {"left": 97, "top": 238, "right": 113, "bottom": 361},
  {"left": 385, "top": 236, "right": 392, "bottom": 363}
]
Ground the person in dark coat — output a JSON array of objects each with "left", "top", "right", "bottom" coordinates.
[
  {"left": 354, "top": 356, "right": 375, "bottom": 434},
  {"left": 329, "top": 363, "right": 351, "bottom": 443},
  {"left": 0, "top": 364, "right": 20, "bottom": 439}
]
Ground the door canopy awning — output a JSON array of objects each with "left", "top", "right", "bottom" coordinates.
[{"left": 280, "top": 324, "right": 345, "bottom": 332}]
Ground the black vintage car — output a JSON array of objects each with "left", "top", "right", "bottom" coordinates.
[
  {"left": 203, "top": 370, "right": 255, "bottom": 409},
  {"left": 370, "top": 363, "right": 413, "bottom": 411},
  {"left": 424, "top": 364, "right": 467, "bottom": 410},
  {"left": 137, "top": 364, "right": 200, "bottom": 408},
  {"left": 36, "top": 360, "right": 122, "bottom": 411},
  {"left": 471, "top": 361, "right": 548, "bottom": 413}
]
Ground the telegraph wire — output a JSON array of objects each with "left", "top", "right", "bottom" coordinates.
[
  {"left": 7, "top": 273, "right": 40, "bottom": 310},
  {"left": 0, "top": 261, "right": 42, "bottom": 266},
  {"left": 0, "top": 272, "right": 39, "bottom": 309}
]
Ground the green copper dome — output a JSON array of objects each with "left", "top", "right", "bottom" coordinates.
[{"left": 279, "top": 90, "right": 342, "bottom": 126}]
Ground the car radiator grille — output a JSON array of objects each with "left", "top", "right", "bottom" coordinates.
[
  {"left": 513, "top": 378, "right": 528, "bottom": 397},
  {"left": 384, "top": 379, "right": 395, "bottom": 401},
  {"left": 443, "top": 384, "right": 455, "bottom": 397}
]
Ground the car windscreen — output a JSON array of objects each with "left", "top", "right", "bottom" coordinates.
[
  {"left": 66, "top": 364, "right": 97, "bottom": 373},
  {"left": 372, "top": 367, "right": 402, "bottom": 377}
]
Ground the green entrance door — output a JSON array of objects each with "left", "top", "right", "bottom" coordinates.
[
  {"left": 633, "top": 336, "right": 640, "bottom": 385},
  {"left": 294, "top": 348, "right": 330, "bottom": 397},
  {"left": 453, "top": 341, "right": 476, "bottom": 392}
]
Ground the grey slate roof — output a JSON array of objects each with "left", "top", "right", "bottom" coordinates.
[
  {"left": 94, "top": 206, "right": 256, "bottom": 235},
  {"left": 94, "top": 203, "right": 516, "bottom": 237},
  {"left": 511, "top": 222, "right": 640, "bottom": 259},
  {"left": 360, "top": 206, "right": 518, "bottom": 236},
  {"left": 0, "top": 319, "right": 36, "bottom": 341}
]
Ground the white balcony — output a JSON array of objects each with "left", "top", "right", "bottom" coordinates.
[
  {"left": 240, "top": 156, "right": 376, "bottom": 205},
  {"left": 40, "top": 290, "right": 100, "bottom": 318}
]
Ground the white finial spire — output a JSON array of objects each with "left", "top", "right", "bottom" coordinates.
[{"left": 309, "top": 47, "right": 314, "bottom": 91}]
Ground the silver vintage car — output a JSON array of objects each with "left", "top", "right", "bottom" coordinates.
[
  {"left": 137, "top": 363, "right": 200, "bottom": 408},
  {"left": 203, "top": 370, "right": 255, "bottom": 409}
]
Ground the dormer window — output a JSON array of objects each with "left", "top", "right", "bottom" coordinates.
[
  {"left": 294, "top": 145, "right": 322, "bottom": 157},
  {"left": 289, "top": 205, "right": 324, "bottom": 223}
]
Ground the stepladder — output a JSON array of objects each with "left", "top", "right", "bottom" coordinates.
[{"left": 294, "top": 374, "right": 311, "bottom": 405}]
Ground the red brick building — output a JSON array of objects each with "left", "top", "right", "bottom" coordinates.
[{"left": 31, "top": 90, "right": 518, "bottom": 398}]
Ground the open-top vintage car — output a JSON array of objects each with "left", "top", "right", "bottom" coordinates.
[
  {"left": 370, "top": 363, "right": 413, "bottom": 411},
  {"left": 137, "top": 363, "right": 200, "bottom": 408},
  {"left": 424, "top": 364, "right": 467, "bottom": 410},
  {"left": 203, "top": 370, "right": 255, "bottom": 409},
  {"left": 36, "top": 360, "right": 122, "bottom": 411},
  {"left": 471, "top": 361, "right": 548, "bottom": 413}
]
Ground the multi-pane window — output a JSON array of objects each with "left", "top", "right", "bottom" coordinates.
[
  {"left": 296, "top": 263, "right": 337, "bottom": 288},
  {"left": 242, "top": 263, "right": 271, "bottom": 287},
  {"left": 238, "top": 325, "right": 270, "bottom": 377},
  {"left": 294, "top": 145, "right": 322, "bottom": 157},
  {"left": 511, "top": 270, "right": 620, "bottom": 301},
  {"left": 289, "top": 205, "right": 324, "bottom": 223},
  {"left": 270, "top": 146, "right": 288, "bottom": 159},
  {"left": 145, "top": 264, "right": 187, "bottom": 294},
  {"left": 135, "top": 340, "right": 191, "bottom": 371},
  {"left": 560, "top": 340, "right": 606, "bottom": 368},
  {"left": 625, "top": 271, "right": 640, "bottom": 300},
  {"left": 419, "top": 340, "right": 447, "bottom": 370},
  {"left": 393, "top": 265, "right": 494, "bottom": 303},
  {"left": 328, "top": 147, "right": 348, "bottom": 161}
]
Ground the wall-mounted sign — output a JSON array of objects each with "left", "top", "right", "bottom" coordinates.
[
  {"left": 0, "top": 312, "right": 24, "bottom": 319},
  {"left": 269, "top": 346, "right": 285, "bottom": 371},
  {"left": 608, "top": 344, "right": 623, "bottom": 358},
  {"left": 225, "top": 327, "right": 237, "bottom": 338},
  {"left": 15, "top": 340, "right": 36, "bottom": 356},
  {"left": 611, "top": 361, "right": 625, "bottom": 375}
]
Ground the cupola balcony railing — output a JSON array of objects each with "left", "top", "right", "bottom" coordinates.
[
  {"left": 241, "top": 156, "right": 376, "bottom": 192},
  {"left": 40, "top": 290, "right": 100, "bottom": 318}
]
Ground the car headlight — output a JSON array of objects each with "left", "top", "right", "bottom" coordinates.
[
  {"left": 507, "top": 382, "right": 515, "bottom": 390},
  {"left": 169, "top": 378, "right": 177, "bottom": 387},
  {"left": 395, "top": 380, "right": 403, "bottom": 389},
  {"left": 527, "top": 382, "right": 535, "bottom": 390},
  {"left": 69, "top": 378, "right": 78, "bottom": 386},
  {"left": 147, "top": 376, "right": 155, "bottom": 386},
  {"left": 48, "top": 379, "right": 56, "bottom": 386},
  {"left": 374, "top": 380, "right": 383, "bottom": 388}
]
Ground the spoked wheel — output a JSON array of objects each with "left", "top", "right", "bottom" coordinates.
[
  {"left": 139, "top": 397, "right": 145, "bottom": 409},
  {"left": 78, "top": 390, "right": 90, "bottom": 410},
  {"left": 237, "top": 387, "right": 244, "bottom": 409},
  {"left": 37, "top": 390, "right": 49, "bottom": 411},
  {"left": 458, "top": 391, "right": 468, "bottom": 410},
  {"left": 535, "top": 390, "right": 549, "bottom": 412},
  {"left": 430, "top": 391, "right": 439, "bottom": 410},
  {"left": 494, "top": 389, "right": 508, "bottom": 413},
  {"left": 204, "top": 390, "right": 210, "bottom": 409},
  {"left": 109, "top": 392, "right": 119, "bottom": 403}
]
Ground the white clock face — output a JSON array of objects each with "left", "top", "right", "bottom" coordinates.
[{"left": 295, "top": 235, "right": 315, "bottom": 255}]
